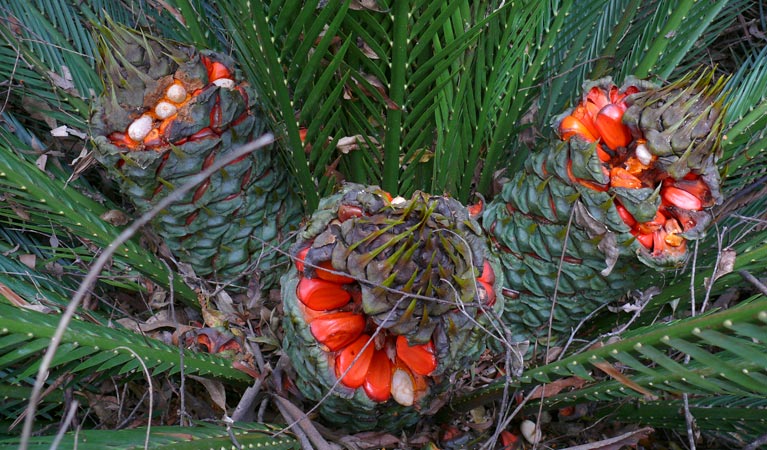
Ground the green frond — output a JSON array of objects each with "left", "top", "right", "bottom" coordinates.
[
  {"left": 612, "top": 396, "right": 767, "bottom": 442},
  {"left": 0, "top": 301, "right": 252, "bottom": 386},
  {"left": 0, "top": 120, "right": 196, "bottom": 303},
  {"left": 0, "top": 422, "right": 298, "bottom": 449},
  {"left": 446, "top": 295, "right": 767, "bottom": 420}
]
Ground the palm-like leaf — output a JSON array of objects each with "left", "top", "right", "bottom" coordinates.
[
  {"left": 0, "top": 422, "right": 298, "bottom": 449},
  {"left": 0, "top": 122, "right": 196, "bottom": 303},
  {"left": 447, "top": 295, "right": 767, "bottom": 412},
  {"left": 0, "top": 301, "right": 251, "bottom": 386}
]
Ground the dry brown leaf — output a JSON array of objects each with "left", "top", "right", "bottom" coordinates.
[
  {"left": 189, "top": 375, "right": 227, "bottom": 411},
  {"left": 528, "top": 376, "right": 587, "bottom": 399},
  {"left": 9, "top": 200, "right": 30, "bottom": 221},
  {"left": 340, "top": 431, "right": 402, "bottom": 449},
  {"left": 349, "top": 0, "right": 385, "bottom": 11},
  {"left": 560, "top": 426, "right": 653, "bottom": 450},
  {"left": 19, "top": 254, "right": 36, "bottom": 269},
  {"left": 592, "top": 360, "right": 657, "bottom": 399},
  {"left": 706, "top": 248, "right": 737, "bottom": 288},
  {"left": 0, "top": 281, "right": 29, "bottom": 307},
  {"left": 100, "top": 209, "right": 130, "bottom": 226},
  {"left": 35, "top": 154, "right": 48, "bottom": 171}
]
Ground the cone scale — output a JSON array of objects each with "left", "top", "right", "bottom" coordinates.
[{"left": 281, "top": 184, "right": 508, "bottom": 431}]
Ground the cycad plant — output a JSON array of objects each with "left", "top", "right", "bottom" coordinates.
[{"left": 0, "top": 0, "right": 766, "bottom": 449}]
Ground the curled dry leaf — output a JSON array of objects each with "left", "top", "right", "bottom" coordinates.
[
  {"left": 336, "top": 135, "right": 380, "bottom": 154},
  {"left": 19, "top": 254, "right": 36, "bottom": 269},
  {"left": 350, "top": 0, "right": 385, "bottom": 11},
  {"left": 528, "top": 376, "right": 587, "bottom": 399},
  {"left": 100, "top": 209, "right": 130, "bottom": 226}
]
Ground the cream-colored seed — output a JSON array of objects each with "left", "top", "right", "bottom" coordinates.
[
  {"left": 212, "top": 78, "right": 235, "bottom": 89},
  {"left": 520, "top": 419, "right": 542, "bottom": 444},
  {"left": 155, "top": 101, "right": 178, "bottom": 120},
  {"left": 636, "top": 142, "right": 652, "bottom": 166},
  {"left": 127, "top": 115, "right": 153, "bottom": 141},
  {"left": 166, "top": 84, "right": 187, "bottom": 103},
  {"left": 390, "top": 369, "right": 414, "bottom": 407}
]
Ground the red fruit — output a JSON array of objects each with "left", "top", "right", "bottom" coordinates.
[
  {"left": 609, "top": 167, "right": 643, "bottom": 189},
  {"left": 595, "top": 103, "right": 631, "bottom": 149},
  {"left": 396, "top": 335, "right": 437, "bottom": 376},
  {"left": 295, "top": 246, "right": 310, "bottom": 272},
  {"left": 559, "top": 115, "right": 597, "bottom": 142},
  {"left": 571, "top": 105, "right": 600, "bottom": 138},
  {"left": 594, "top": 143, "right": 612, "bottom": 162},
  {"left": 634, "top": 232, "right": 653, "bottom": 250},
  {"left": 586, "top": 86, "right": 610, "bottom": 110},
  {"left": 662, "top": 185, "right": 703, "bottom": 210},
  {"left": 478, "top": 280, "right": 496, "bottom": 307},
  {"left": 297, "top": 277, "right": 351, "bottom": 311},
  {"left": 614, "top": 202, "right": 637, "bottom": 227},
  {"left": 637, "top": 210, "right": 666, "bottom": 234},
  {"left": 478, "top": 261, "right": 495, "bottom": 285},
  {"left": 501, "top": 430, "right": 521, "bottom": 450},
  {"left": 338, "top": 203, "right": 364, "bottom": 222},
  {"left": 467, "top": 200, "right": 483, "bottom": 218},
  {"left": 309, "top": 312, "right": 365, "bottom": 351},
  {"left": 316, "top": 260, "right": 355, "bottom": 284},
  {"left": 335, "top": 334, "right": 375, "bottom": 388},
  {"left": 363, "top": 350, "right": 392, "bottom": 402},
  {"left": 207, "top": 61, "right": 232, "bottom": 82}
]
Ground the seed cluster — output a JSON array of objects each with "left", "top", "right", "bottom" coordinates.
[
  {"left": 290, "top": 187, "right": 498, "bottom": 406},
  {"left": 107, "top": 55, "right": 242, "bottom": 152},
  {"left": 558, "top": 81, "right": 717, "bottom": 260}
]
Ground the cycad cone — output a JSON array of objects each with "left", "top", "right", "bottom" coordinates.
[
  {"left": 282, "top": 184, "right": 510, "bottom": 431},
  {"left": 484, "top": 71, "right": 725, "bottom": 349},
  {"left": 90, "top": 26, "right": 301, "bottom": 289}
]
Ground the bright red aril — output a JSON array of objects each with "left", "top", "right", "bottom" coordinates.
[
  {"left": 335, "top": 334, "right": 375, "bottom": 389},
  {"left": 297, "top": 277, "right": 351, "bottom": 311},
  {"left": 309, "top": 312, "right": 365, "bottom": 351},
  {"left": 396, "top": 335, "right": 437, "bottom": 376}
]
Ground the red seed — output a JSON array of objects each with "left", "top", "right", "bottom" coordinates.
[
  {"left": 571, "top": 104, "right": 600, "bottom": 139},
  {"left": 635, "top": 232, "right": 653, "bottom": 250},
  {"left": 478, "top": 261, "right": 495, "bottom": 285},
  {"left": 309, "top": 312, "right": 365, "bottom": 351},
  {"left": 295, "top": 246, "right": 310, "bottom": 272},
  {"left": 559, "top": 115, "right": 597, "bottom": 142},
  {"left": 467, "top": 200, "right": 483, "bottom": 218},
  {"left": 363, "top": 350, "right": 392, "bottom": 402},
  {"left": 662, "top": 186, "right": 703, "bottom": 211},
  {"left": 296, "top": 277, "right": 351, "bottom": 311},
  {"left": 586, "top": 86, "right": 610, "bottom": 110},
  {"left": 637, "top": 210, "right": 666, "bottom": 234},
  {"left": 316, "top": 260, "right": 354, "bottom": 284},
  {"left": 396, "top": 335, "right": 437, "bottom": 376},
  {"left": 207, "top": 61, "right": 232, "bottom": 82},
  {"left": 595, "top": 103, "right": 631, "bottom": 149},
  {"left": 335, "top": 334, "right": 375, "bottom": 389},
  {"left": 338, "top": 203, "right": 364, "bottom": 222},
  {"left": 478, "top": 280, "right": 496, "bottom": 307},
  {"left": 614, "top": 202, "right": 637, "bottom": 227}
]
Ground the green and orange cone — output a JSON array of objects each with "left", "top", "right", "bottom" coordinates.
[
  {"left": 484, "top": 70, "right": 727, "bottom": 349},
  {"left": 281, "top": 184, "right": 510, "bottom": 431},
  {"left": 90, "top": 25, "right": 302, "bottom": 290}
]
